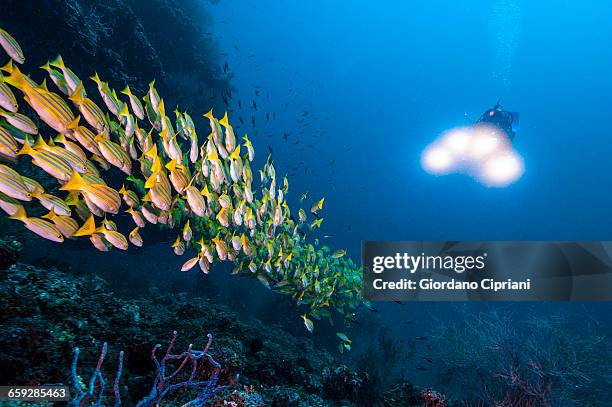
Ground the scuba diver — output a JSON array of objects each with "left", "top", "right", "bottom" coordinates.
[{"left": 476, "top": 100, "right": 519, "bottom": 141}]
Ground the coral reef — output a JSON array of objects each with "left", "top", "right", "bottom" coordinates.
[
  {"left": 0, "top": 0, "right": 230, "bottom": 114},
  {"left": 0, "top": 235, "right": 21, "bottom": 270},
  {"left": 0, "top": 257, "right": 349, "bottom": 405},
  {"left": 430, "top": 308, "right": 612, "bottom": 405},
  {"left": 0, "top": 248, "right": 449, "bottom": 406},
  {"left": 71, "top": 331, "right": 229, "bottom": 406}
]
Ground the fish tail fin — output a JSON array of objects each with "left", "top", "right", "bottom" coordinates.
[
  {"left": 165, "top": 159, "right": 176, "bottom": 172},
  {"left": 17, "top": 138, "right": 35, "bottom": 156},
  {"left": 41, "top": 210, "right": 57, "bottom": 220},
  {"left": 54, "top": 133, "right": 66, "bottom": 144},
  {"left": 90, "top": 72, "right": 101, "bottom": 85},
  {"left": 50, "top": 55, "right": 65, "bottom": 69},
  {"left": 40, "top": 62, "right": 51, "bottom": 72},
  {"left": 144, "top": 172, "right": 157, "bottom": 189},
  {"left": 203, "top": 108, "right": 214, "bottom": 120},
  {"left": 145, "top": 144, "right": 158, "bottom": 159},
  {"left": 219, "top": 112, "right": 229, "bottom": 128},
  {"left": 60, "top": 171, "right": 86, "bottom": 191},
  {"left": 151, "top": 156, "right": 162, "bottom": 174},
  {"left": 69, "top": 81, "right": 85, "bottom": 103},
  {"left": 33, "top": 135, "right": 49, "bottom": 150},
  {"left": 121, "top": 85, "right": 131, "bottom": 96},
  {"left": 73, "top": 215, "right": 96, "bottom": 237},
  {"left": 9, "top": 204, "right": 27, "bottom": 221},
  {"left": 0, "top": 59, "right": 14, "bottom": 74},
  {"left": 64, "top": 191, "right": 79, "bottom": 206},
  {"left": 119, "top": 102, "right": 129, "bottom": 117},
  {"left": 229, "top": 146, "right": 241, "bottom": 160},
  {"left": 67, "top": 115, "right": 81, "bottom": 129},
  {"left": 3, "top": 65, "right": 28, "bottom": 90}
]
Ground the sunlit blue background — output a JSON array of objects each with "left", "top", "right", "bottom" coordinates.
[
  {"left": 209, "top": 0, "right": 612, "bottom": 248},
  {"left": 201, "top": 0, "right": 612, "bottom": 387}
]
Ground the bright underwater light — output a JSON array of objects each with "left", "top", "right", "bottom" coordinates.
[
  {"left": 480, "top": 151, "right": 524, "bottom": 186},
  {"left": 441, "top": 128, "right": 471, "bottom": 155},
  {"left": 421, "top": 145, "right": 455, "bottom": 174},
  {"left": 468, "top": 126, "right": 506, "bottom": 160},
  {"left": 421, "top": 124, "right": 523, "bottom": 187}
]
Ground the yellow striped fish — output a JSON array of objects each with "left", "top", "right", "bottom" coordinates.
[
  {"left": 145, "top": 161, "right": 172, "bottom": 211},
  {"left": 185, "top": 185, "right": 206, "bottom": 217},
  {"left": 3, "top": 66, "right": 75, "bottom": 134},
  {"left": 0, "top": 28, "right": 25, "bottom": 64},
  {"left": 82, "top": 194, "right": 104, "bottom": 217},
  {"left": 54, "top": 133, "right": 87, "bottom": 162},
  {"left": 49, "top": 55, "right": 80, "bottom": 94},
  {"left": 120, "top": 85, "right": 144, "bottom": 120},
  {"left": 69, "top": 81, "right": 108, "bottom": 133},
  {"left": 148, "top": 80, "right": 161, "bottom": 115},
  {"left": 74, "top": 215, "right": 129, "bottom": 250},
  {"left": 18, "top": 139, "right": 73, "bottom": 182},
  {"left": 118, "top": 103, "right": 135, "bottom": 137},
  {"left": 40, "top": 62, "right": 71, "bottom": 95},
  {"left": 165, "top": 159, "right": 190, "bottom": 194},
  {"left": 73, "top": 216, "right": 113, "bottom": 248},
  {"left": 9, "top": 205, "right": 64, "bottom": 242},
  {"left": 126, "top": 207, "right": 146, "bottom": 227},
  {"left": 81, "top": 171, "right": 106, "bottom": 186},
  {"left": 0, "top": 109, "right": 37, "bottom": 134},
  {"left": 66, "top": 116, "right": 102, "bottom": 156},
  {"left": 0, "top": 191, "right": 21, "bottom": 215},
  {"left": 97, "top": 227, "right": 128, "bottom": 250},
  {"left": 23, "top": 176, "right": 50, "bottom": 195},
  {"left": 90, "top": 73, "right": 121, "bottom": 116},
  {"left": 59, "top": 171, "right": 121, "bottom": 214},
  {"left": 0, "top": 74, "right": 18, "bottom": 111},
  {"left": 41, "top": 210, "right": 78, "bottom": 238},
  {"left": 0, "top": 165, "right": 31, "bottom": 201},
  {"left": 32, "top": 192, "right": 71, "bottom": 216},
  {"left": 119, "top": 185, "right": 140, "bottom": 207},
  {"left": 129, "top": 227, "right": 143, "bottom": 247},
  {"left": 34, "top": 136, "right": 87, "bottom": 174},
  {"left": 0, "top": 126, "right": 18, "bottom": 157},
  {"left": 95, "top": 134, "right": 131, "bottom": 174}
]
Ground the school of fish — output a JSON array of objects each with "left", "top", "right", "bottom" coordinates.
[{"left": 0, "top": 28, "right": 361, "bottom": 343}]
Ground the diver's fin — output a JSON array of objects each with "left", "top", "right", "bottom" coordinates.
[{"left": 510, "top": 112, "right": 519, "bottom": 132}]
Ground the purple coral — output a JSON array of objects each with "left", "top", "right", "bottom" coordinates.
[
  {"left": 70, "top": 342, "right": 124, "bottom": 407},
  {"left": 70, "top": 331, "right": 229, "bottom": 406},
  {"left": 136, "top": 331, "right": 229, "bottom": 407}
]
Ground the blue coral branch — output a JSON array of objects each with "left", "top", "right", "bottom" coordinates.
[{"left": 71, "top": 332, "right": 229, "bottom": 406}]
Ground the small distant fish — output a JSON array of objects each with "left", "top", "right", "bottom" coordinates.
[
  {"left": 302, "top": 315, "right": 314, "bottom": 333},
  {"left": 362, "top": 303, "right": 380, "bottom": 313}
]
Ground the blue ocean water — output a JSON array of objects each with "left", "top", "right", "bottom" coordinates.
[
  {"left": 2, "top": 0, "right": 612, "bottom": 403},
  {"left": 207, "top": 0, "right": 612, "bottom": 393},
  {"left": 210, "top": 0, "right": 612, "bottom": 244}
]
